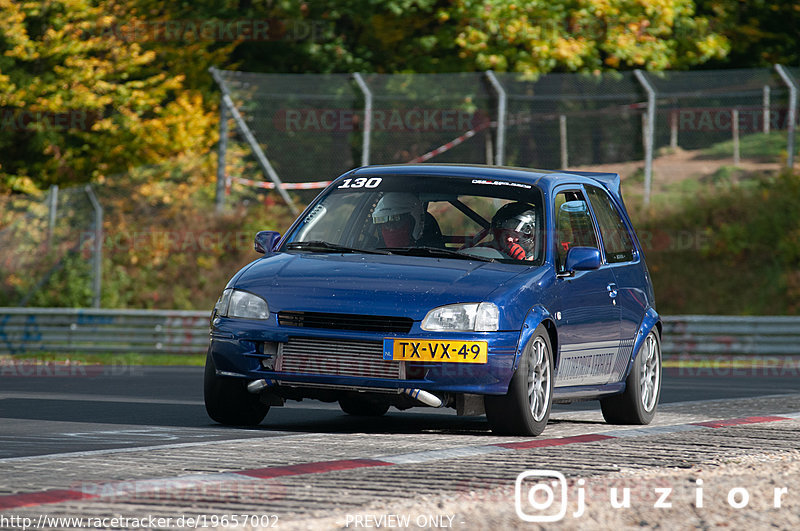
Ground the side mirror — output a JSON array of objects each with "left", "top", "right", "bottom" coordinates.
[
  {"left": 564, "top": 246, "right": 601, "bottom": 273},
  {"left": 254, "top": 231, "right": 281, "bottom": 254}
]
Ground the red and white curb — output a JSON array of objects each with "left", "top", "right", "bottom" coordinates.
[{"left": 2, "top": 413, "right": 798, "bottom": 511}]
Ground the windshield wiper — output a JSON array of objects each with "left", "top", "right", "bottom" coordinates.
[
  {"left": 379, "top": 246, "right": 494, "bottom": 262},
  {"left": 286, "top": 241, "right": 390, "bottom": 255}
]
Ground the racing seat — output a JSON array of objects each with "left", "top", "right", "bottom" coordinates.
[{"left": 418, "top": 212, "right": 446, "bottom": 248}]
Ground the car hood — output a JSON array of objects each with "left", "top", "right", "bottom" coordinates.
[{"left": 233, "top": 252, "right": 536, "bottom": 321}]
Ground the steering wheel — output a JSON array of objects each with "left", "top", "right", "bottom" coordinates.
[{"left": 457, "top": 246, "right": 506, "bottom": 259}]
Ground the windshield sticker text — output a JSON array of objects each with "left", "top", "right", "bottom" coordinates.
[{"left": 471, "top": 179, "right": 532, "bottom": 189}]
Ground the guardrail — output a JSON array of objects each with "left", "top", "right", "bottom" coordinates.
[
  {"left": 662, "top": 315, "right": 800, "bottom": 356},
  {"left": 1, "top": 308, "right": 798, "bottom": 357},
  {"left": 0, "top": 307, "right": 209, "bottom": 356}
]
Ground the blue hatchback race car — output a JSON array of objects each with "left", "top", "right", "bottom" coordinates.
[{"left": 205, "top": 164, "right": 662, "bottom": 436}]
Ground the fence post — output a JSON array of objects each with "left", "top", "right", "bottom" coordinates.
[
  {"left": 634, "top": 70, "right": 656, "bottom": 208},
  {"left": 775, "top": 64, "right": 797, "bottom": 169},
  {"left": 209, "top": 67, "right": 298, "bottom": 215},
  {"left": 84, "top": 185, "right": 103, "bottom": 309},
  {"left": 485, "top": 71, "right": 506, "bottom": 166},
  {"left": 732, "top": 108, "right": 740, "bottom": 165},
  {"left": 559, "top": 115, "right": 568, "bottom": 168},
  {"left": 47, "top": 184, "right": 58, "bottom": 250},
  {"left": 669, "top": 109, "right": 678, "bottom": 149},
  {"left": 352, "top": 73, "right": 372, "bottom": 167},
  {"left": 763, "top": 85, "right": 771, "bottom": 134},
  {"left": 215, "top": 95, "right": 229, "bottom": 213}
]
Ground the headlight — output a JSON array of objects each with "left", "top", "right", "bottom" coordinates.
[
  {"left": 421, "top": 302, "right": 499, "bottom": 332},
  {"left": 215, "top": 289, "right": 269, "bottom": 319},
  {"left": 214, "top": 289, "right": 232, "bottom": 317}
]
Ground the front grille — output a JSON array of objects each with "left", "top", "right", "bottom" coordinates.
[
  {"left": 277, "top": 311, "right": 413, "bottom": 334},
  {"left": 278, "top": 337, "right": 400, "bottom": 379}
]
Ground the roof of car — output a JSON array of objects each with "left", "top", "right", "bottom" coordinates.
[{"left": 348, "top": 164, "right": 623, "bottom": 200}]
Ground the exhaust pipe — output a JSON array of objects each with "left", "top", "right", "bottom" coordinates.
[
  {"left": 402, "top": 388, "right": 443, "bottom": 408},
  {"left": 247, "top": 379, "right": 274, "bottom": 394}
]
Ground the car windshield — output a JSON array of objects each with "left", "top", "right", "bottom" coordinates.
[{"left": 282, "top": 174, "right": 545, "bottom": 265}]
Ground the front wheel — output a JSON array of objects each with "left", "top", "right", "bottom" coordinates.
[
  {"left": 204, "top": 353, "right": 270, "bottom": 426},
  {"left": 601, "top": 329, "right": 662, "bottom": 425},
  {"left": 485, "top": 325, "right": 553, "bottom": 436}
]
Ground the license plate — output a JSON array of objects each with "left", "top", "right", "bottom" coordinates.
[{"left": 383, "top": 339, "right": 488, "bottom": 363}]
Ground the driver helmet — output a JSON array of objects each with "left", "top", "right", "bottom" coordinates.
[
  {"left": 372, "top": 193, "right": 424, "bottom": 245},
  {"left": 491, "top": 202, "right": 538, "bottom": 258}
]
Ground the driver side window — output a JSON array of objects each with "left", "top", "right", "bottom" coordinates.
[{"left": 555, "top": 190, "right": 598, "bottom": 273}]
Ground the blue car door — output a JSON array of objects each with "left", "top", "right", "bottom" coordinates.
[
  {"left": 551, "top": 187, "right": 621, "bottom": 387},
  {"left": 585, "top": 184, "right": 650, "bottom": 384}
]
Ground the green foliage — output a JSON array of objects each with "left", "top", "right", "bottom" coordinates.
[
  {"left": 1, "top": 0, "right": 787, "bottom": 316},
  {"left": 0, "top": 0, "right": 219, "bottom": 192},
  {"left": 227, "top": 0, "right": 729, "bottom": 74},
  {"left": 0, "top": 0, "right": 740, "bottom": 195},
  {"left": 696, "top": 0, "right": 799, "bottom": 67},
  {"left": 633, "top": 168, "right": 800, "bottom": 314},
  {"left": 0, "top": 151, "right": 297, "bottom": 310},
  {"left": 27, "top": 251, "right": 94, "bottom": 307},
  {"left": 439, "top": 0, "right": 729, "bottom": 74},
  {"left": 92, "top": 152, "right": 296, "bottom": 310},
  {"left": 699, "top": 131, "right": 791, "bottom": 162}
]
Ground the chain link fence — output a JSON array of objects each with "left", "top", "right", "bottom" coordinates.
[
  {"left": 213, "top": 66, "right": 799, "bottom": 210},
  {"left": 2, "top": 67, "right": 798, "bottom": 311},
  {"left": 0, "top": 186, "right": 102, "bottom": 308},
  {"left": 497, "top": 71, "right": 645, "bottom": 168}
]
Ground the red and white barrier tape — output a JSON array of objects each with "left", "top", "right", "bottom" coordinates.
[
  {"left": 233, "top": 177, "right": 332, "bottom": 190},
  {"left": 408, "top": 120, "right": 495, "bottom": 164}
]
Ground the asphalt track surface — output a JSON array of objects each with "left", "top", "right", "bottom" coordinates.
[
  {"left": 1, "top": 364, "right": 799, "bottom": 459},
  {"left": 3, "top": 362, "right": 800, "bottom": 529}
]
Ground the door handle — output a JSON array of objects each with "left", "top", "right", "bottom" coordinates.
[{"left": 606, "top": 283, "right": 618, "bottom": 298}]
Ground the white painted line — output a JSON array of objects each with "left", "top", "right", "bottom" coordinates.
[
  {"left": 598, "top": 424, "right": 706, "bottom": 438},
  {"left": 0, "top": 432, "right": 315, "bottom": 463},
  {"left": 659, "top": 393, "right": 800, "bottom": 407},
  {"left": 79, "top": 473, "right": 257, "bottom": 498},
  {"left": 0, "top": 392, "right": 203, "bottom": 406},
  {"left": 379, "top": 445, "right": 509, "bottom": 465}
]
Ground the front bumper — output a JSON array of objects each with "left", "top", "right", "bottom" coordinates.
[{"left": 209, "top": 316, "right": 521, "bottom": 395}]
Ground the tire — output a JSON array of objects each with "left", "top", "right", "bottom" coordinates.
[
  {"left": 485, "top": 325, "right": 553, "bottom": 436},
  {"left": 204, "top": 353, "right": 270, "bottom": 426},
  {"left": 601, "top": 329, "right": 662, "bottom": 425},
  {"left": 338, "top": 396, "right": 390, "bottom": 417}
]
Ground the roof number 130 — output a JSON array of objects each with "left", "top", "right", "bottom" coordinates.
[{"left": 338, "top": 177, "right": 382, "bottom": 189}]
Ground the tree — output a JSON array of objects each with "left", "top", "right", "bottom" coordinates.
[
  {"left": 443, "top": 0, "right": 730, "bottom": 74},
  {"left": 0, "top": 0, "right": 217, "bottom": 193},
  {"left": 696, "top": 0, "right": 799, "bottom": 68},
  {"left": 226, "top": 1, "right": 729, "bottom": 75}
]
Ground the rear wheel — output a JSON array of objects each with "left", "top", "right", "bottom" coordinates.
[
  {"left": 485, "top": 325, "right": 553, "bottom": 436},
  {"left": 204, "top": 353, "right": 269, "bottom": 426},
  {"left": 338, "top": 396, "right": 390, "bottom": 416},
  {"left": 601, "top": 330, "right": 661, "bottom": 425}
]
